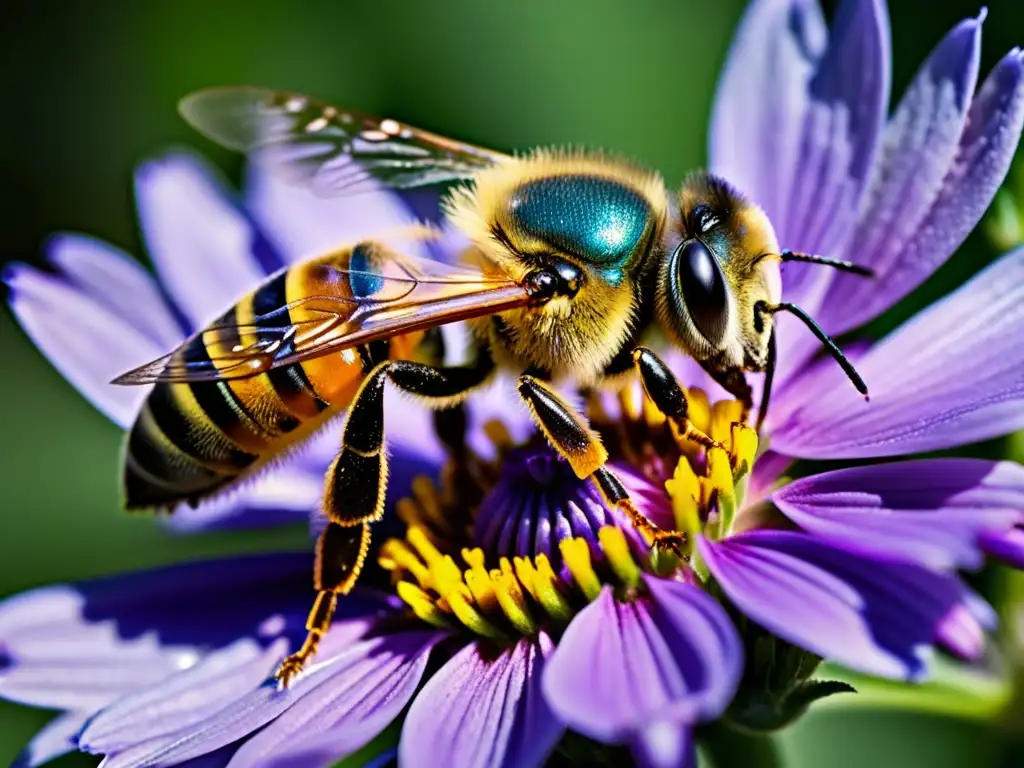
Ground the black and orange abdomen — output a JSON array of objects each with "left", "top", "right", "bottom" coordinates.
[{"left": 122, "top": 248, "right": 423, "bottom": 510}]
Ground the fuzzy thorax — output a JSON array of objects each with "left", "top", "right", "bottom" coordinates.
[{"left": 444, "top": 148, "right": 670, "bottom": 383}]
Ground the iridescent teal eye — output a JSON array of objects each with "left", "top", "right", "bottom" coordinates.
[{"left": 507, "top": 175, "right": 652, "bottom": 267}]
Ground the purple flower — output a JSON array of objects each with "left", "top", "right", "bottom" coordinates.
[
  {"left": 4, "top": 1, "right": 1024, "bottom": 766},
  {"left": 3, "top": 154, "right": 745, "bottom": 767}
]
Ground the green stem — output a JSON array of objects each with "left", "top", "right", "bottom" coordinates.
[{"left": 699, "top": 721, "right": 783, "bottom": 768}]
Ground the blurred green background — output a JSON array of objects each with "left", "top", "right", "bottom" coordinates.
[{"left": 0, "top": 0, "right": 1022, "bottom": 765}]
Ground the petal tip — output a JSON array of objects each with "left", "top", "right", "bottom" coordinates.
[
  {"left": 135, "top": 147, "right": 219, "bottom": 187},
  {"left": 1, "top": 261, "right": 23, "bottom": 292}
]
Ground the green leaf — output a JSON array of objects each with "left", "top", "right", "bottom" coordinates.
[
  {"left": 809, "top": 653, "right": 1013, "bottom": 721},
  {"left": 332, "top": 721, "right": 400, "bottom": 768}
]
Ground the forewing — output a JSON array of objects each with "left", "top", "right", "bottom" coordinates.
[
  {"left": 179, "top": 86, "right": 509, "bottom": 195},
  {"left": 113, "top": 252, "right": 528, "bottom": 386}
]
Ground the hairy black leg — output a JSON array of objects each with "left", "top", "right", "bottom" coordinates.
[
  {"left": 517, "top": 375, "right": 685, "bottom": 557},
  {"left": 275, "top": 522, "right": 370, "bottom": 686},
  {"left": 632, "top": 347, "right": 722, "bottom": 450},
  {"left": 277, "top": 351, "right": 495, "bottom": 687}
]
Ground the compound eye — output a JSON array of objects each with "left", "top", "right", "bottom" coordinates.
[{"left": 673, "top": 238, "right": 728, "bottom": 343}]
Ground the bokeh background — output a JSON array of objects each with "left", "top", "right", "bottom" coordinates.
[{"left": 0, "top": 0, "right": 1022, "bottom": 765}]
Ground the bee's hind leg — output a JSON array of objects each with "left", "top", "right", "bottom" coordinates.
[
  {"left": 277, "top": 351, "right": 495, "bottom": 687},
  {"left": 275, "top": 521, "right": 370, "bottom": 687},
  {"left": 517, "top": 375, "right": 686, "bottom": 558}
]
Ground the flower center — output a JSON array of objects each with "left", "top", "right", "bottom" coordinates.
[
  {"left": 473, "top": 443, "right": 648, "bottom": 580},
  {"left": 379, "top": 382, "right": 759, "bottom": 640},
  {"left": 594, "top": 385, "right": 760, "bottom": 547}
]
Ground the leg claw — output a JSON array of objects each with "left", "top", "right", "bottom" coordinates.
[
  {"left": 650, "top": 530, "right": 687, "bottom": 558},
  {"left": 274, "top": 653, "right": 309, "bottom": 689}
]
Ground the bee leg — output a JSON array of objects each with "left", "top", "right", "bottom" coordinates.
[
  {"left": 278, "top": 353, "right": 495, "bottom": 686},
  {"left": 707, "top": 364, "right": 754, "bottom": 413},
  {"left": 275, "top": 521, "right": 370, "bottom": 687},
  {"left": 632, "top": 347, "right": 722, "bottom": 450},
  {"left": 517, "top": 375, "right": 686, "bottom": 558}
]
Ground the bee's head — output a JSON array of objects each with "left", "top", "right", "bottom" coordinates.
[{"left": 656, "top": 173, "right": 781, "bottom": 375}]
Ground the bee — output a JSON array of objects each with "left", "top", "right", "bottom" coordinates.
[{"left": 114, "top": 87, "right": 871, "bottom": 685}]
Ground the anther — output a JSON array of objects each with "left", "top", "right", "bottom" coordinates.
[
  {"left": 396, "top": 582, "right": 454, "bottom": 630},
  {"left": 731, "top": 424, "right": 759, "bottom": 480},
  {"left": 599, "top": 527, "right": 641, "bottom": 589},
  {"left": 665, "top": 459, "right": 702, "bottom": 544},
  {"left": 704, "top": 447, "right": 737, "bottom": 538},
  {"left": 528, "top": 555, "right": 575, "bottom": 620},
  {"left": 560, "top": 538, "right": 603, "bottom": 601}
]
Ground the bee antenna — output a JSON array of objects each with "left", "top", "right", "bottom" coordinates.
[
  {"left": 777, "top": 250, "right": 874, "bottom": 277},
  {"left": 756, "top": 302, "right": 869, "bottom": 401},
  {"left": 755, "top": 327, "right": 777, "bottom": 432}
]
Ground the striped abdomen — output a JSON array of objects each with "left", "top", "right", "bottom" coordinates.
[{"left": 123, "top": 249, "right": 421, "bottom": 510}]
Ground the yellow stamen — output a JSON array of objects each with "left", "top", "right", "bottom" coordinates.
[
  {"left": 462, "top": 548, "right": 498, "bottom": 613},
  {"left": 599, "top": 526, "right": 641, "bottom": 589},
  {"left": 482, "top": 419, "right": 515, "bottom": 452},
  {"left": 642, "top": 390, "right": 667, "bottom": 428},
  {"left": 446, "top": 585, "right": 509, "bottom": 641},
  {"left": 395, "top": 582, "right": 454, "bottom": 630},
  {"left": 685, "top": 387, "right": 712, "bottom": 435},
  {"left": 411, "top": 475, "right": 453, "bottom": 535},
  {"left": 526, "top": 554, "right": 574, "bottom": 621},
  {"left": 512, "top": 556, "right": 542, "bottom": 603},
  {"left": 731, "top": 424, "right": 759, "bottom": 481},
  {"left": 704, "top": 447, "right": 737, "bottom": 538},
  {"left": 395, "top": 497, "right": 423, "bottom": 529},
  {"left": 710, "top": 400, "right": 745, "bottom": 451},
  {"left": 378, "top": 539, "right": 431, "bottom": 588},
  {"left": 619, "top": 386, "right": 641, "bottom": 421},
  {"left": 429, "top": 554, "right": 467, "bottom": 600},
  {"left": 560, "top": 538, "right": 603, "bottom": 601},
  {"left": 491, "top": 558, "right": 539, "bottom": 636},
  {"left": 665, "top": 458, "right": 702, "bottom": 543}
]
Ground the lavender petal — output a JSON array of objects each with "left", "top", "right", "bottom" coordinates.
[
  {"left": 243, "top": 163, "right": 429, "bottom": 265},
  {"left": 781, "top": 0, "right": 890, "bottom": 264},
  {"left": 135, "top": 152, "right": 267, "bottom": 327},
  {"left": 79, "top": 638, "right": 288, "bottom": 754},
  {"left": 698, "top": 531, "right": 972, "bottom": 679},
  {"left": 772, "top": 459, "right": 1024, "bottom": 569},
  {"left": 101, "top": 629, "right": 440, "bottom": 768},
  {"left": 11, "top": 711, "right": 92, "bottom": 768},
  {"left": 0, "top": 554, "right": 341, "bottom": 712},
  {"left": 45, "top": 233, "right": 184, "bottom": 347},
  {"left": 709, "top": 0, "right": 827, "bottom": 231},
  {"left": 400, "top": 634, "right": 561, "bottom": 768},
  {"left": 980, "top": 526, "right": 1024, "bottom": 567},
  {"left": 771, "top": 246, "right": 1024, "bottom": 458},
  {"left": 818, "top": 13, "right": 985, "bottom": 334},
  {"left": 827, "top": 46, "right": 1024, "bottom": 334},
  {"left": 631, "top": 723, "right": 694, "bottom": 768},
  {"left": 935, "top": 603, "right": 985, "bottom": 660},
  {"left": 542, "top": 578, "right": 741, "bottom": 743},
  {"left": 3, "top": 257, "right": 174, "bottom": 428},
  {"left": 224, "top": 632, "right": 441, "bottom": 768}
]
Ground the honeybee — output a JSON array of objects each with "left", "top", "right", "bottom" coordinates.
[{"left": 114, "top": 87, "right": 870, "bottom": 685}]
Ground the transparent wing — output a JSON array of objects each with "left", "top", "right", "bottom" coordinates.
[
  {"left": 113, "top": 250, "right": 528, "bottom": 385},
  {"left": 179, "top": 86, "right": 509, "bottom": 195}
]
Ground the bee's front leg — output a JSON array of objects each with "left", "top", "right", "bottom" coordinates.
[
  {"left": 517, "top": 375, "right": 686, "bottom": 558},
  {"left": 632, "top": 347, "right": 723, "bottom": 450}
]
